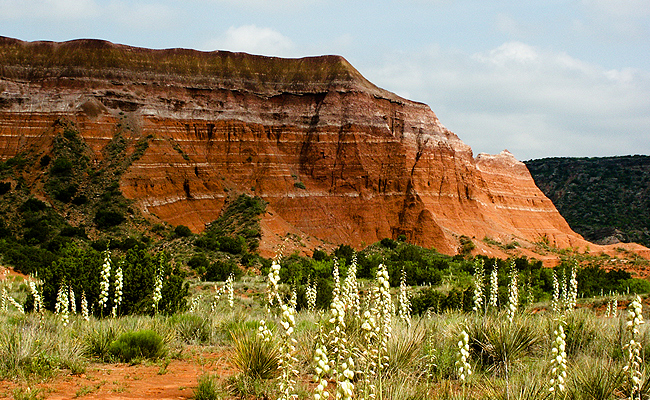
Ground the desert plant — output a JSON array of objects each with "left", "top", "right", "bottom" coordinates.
[
  {"left": 108, "top": 329, "right": 166, "bottom": 362},
  {"left": 230, "top": 329, "right": 279, "bottom": 380},
  {"left": 469, "top": 315, "right": 541, "bottom": 377},
  {"left": 566, "top": 357, "right": 624, "bottom": 400},
  {"left": 194, "top": 374, "right": 223, "bottom": 400}
]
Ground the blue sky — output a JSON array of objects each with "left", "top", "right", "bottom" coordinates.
[{"left": 2, "top": 0, "right": 649, "bottom": 160}]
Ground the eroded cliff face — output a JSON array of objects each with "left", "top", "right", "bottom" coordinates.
[{"left": 0, "top": 37, "right": 608, "bottom": 258}]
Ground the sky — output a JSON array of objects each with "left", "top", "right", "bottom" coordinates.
[{"left": 1, "top": 0, "right": 649, "bottom": 160}]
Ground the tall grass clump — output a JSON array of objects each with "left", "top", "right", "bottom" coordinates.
[
  {"left": 230, "top": 329, "right": 279, "bottom": 380},
  {"left": 107, "top": 329, "right": 166, "bottom": 362}
]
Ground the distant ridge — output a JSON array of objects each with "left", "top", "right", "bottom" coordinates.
[{"left": 526, "top": 155, "right": 650, "bottom": 247}]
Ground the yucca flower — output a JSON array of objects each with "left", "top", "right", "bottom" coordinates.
[
  {"left": 456, "top": 329, "right": 472, "bottom": 382},
  {"left": 226, "top": 273, "right": 235, "bottom": 308},
  {"left": 3, "top": 287, "right": 24, "bottom": 314},
  {"left": 341, "top": 254, "right": 360, "bottom": 317},
  {"left": 565, "top": 261, "right": 578, "bottom": 311},
  {"left": 152, "top": 267, "right": 163, "bottom": 312},
  {"left": 28, "top": 279, "right": 43, "bottom": 314},
  {"left": 98, "top": 250, "right": 112, "bottom": 313},
  {"left": 112, "top": 260, "right": 123, "bottom": 317},
  {"left": 278, "top": 302, "right": 299, "bottom": 400},
  {"left": 507, "top": 263, "right": 519, "bottom": 323},
  {"left": 81, "top": 290, "right": 89, "bottom": 321},
  {"left": 551, "top": 270, "right": 560, "bottom": 314},
  {"left": 313, "top": 340, "right": 331, "bottom": 400},
  {"left": 68, "top": 284, "right": 76, "bottom": 314},
  {"left": 55, "top": 284, "right": 70, "bottom": 327},
  {"left": 624, "top": 295, "right": 645, "bottom": 399},
  {"left": 306, "top": 276, "right": 317, "bottom": 312},
  {"left": 549, "top": 319, "right": 567, "bottom": 394},
  {"left": 268, "top": 259, "right": 282, "bottom": 306},
  {"left": 398, "top": 268, "right": 411, "bottom": 326},
  {"left": 473, "top": 259, "right": 485, "bottom": 313}
]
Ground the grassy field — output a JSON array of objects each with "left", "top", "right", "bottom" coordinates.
[{"left": 1, "top": 264, "right": 648, "bottom": 400}]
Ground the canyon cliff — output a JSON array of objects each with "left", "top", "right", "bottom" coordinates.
[{"left": 1, "top": 37, "right": 641, "bottom": 261}]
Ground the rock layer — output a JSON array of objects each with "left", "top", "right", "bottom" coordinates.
[{"left": 0, "top": 37, "right": 616, "bottom": 258}]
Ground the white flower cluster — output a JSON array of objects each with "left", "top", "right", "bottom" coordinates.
[
  {"left": 29, "top": 279, "right": 43, "bottom": 314},
  {"left": 81, "top": 291, "right": 89, "bottom": 321},
  {"left": 565, "top": 262, "right": 578, "bottom": 311},
  {"left": 278, "top": 303, "right": 299, "bottom": 400},
  {"left": 507, "top": 265, "right": 519, "bottom": 323},
  {"left": 112, "top": 261, "right": 123, "bottom": 317},
  {"left": 0, "top": 287, "right": 6, "bottom": 312},
  {"left": 455, "top": 329, "right": 472, "bottom": 382},
  {"left": 189, "top": 295, "right": 201, "bottom": 313},
  {"left": 69, "top": 286, "right": 76, "bottom": 314},
  {"left": 549, "top": 320, "right": 567, "bottom": 393},
  {"left": 472, "top": 259, "right": 485, "bottom": 313},
  {"left": 605, "top": 298, "right": 618, "bottom": 318},
  {"left": 306, "top": 277, "right": 317, "bottom": 312},
  {"left": 99, "top": 251, "right": 112, "bottom": 313},
  {"left": 226, "top": 273, "right": 234, "bottom": 308},
  {"left": 152, "top": 268, "right": 163, "bottom": 312},
  {"left": 398, "top": 268, "right": 411, "bottom": 326},
  {"left": 624, "top": 295, "right": 645, "bottom": 399},
  {"left": 3, "top": 287, "right": 24, "bottom": 314},
  {"left": 341, "top": 255, "right": 360, "bottom": 318},
  {"left": 376, "top": 264, "right": 393, "bottom": 371},
  {"left": 268, "top": 259, "right": 281, "bottom": 306},
  {"left": 258, "top": 319, "right": 273, "bottom": 342},
  {"left": 313, "top": 343, "right": 331, "bottom": 400},
  {"left": 337, "top": 357, "right": 355, "bottom": 400},
  {"left": 489, "top": 262, "right": 498, "bottom": 308},
  {"left": 551, "top": 271, "right": 560, "bottom": 314},
  {"left": 55, "top": 284, "right": 70, "bottom": 326}
]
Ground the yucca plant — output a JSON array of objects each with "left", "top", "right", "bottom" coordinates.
[
  {"left": 468, "top": 314, "right": 541, "bottom": 377},
  {"left": 230, "top": 328, "right": 280, "bottom": 380},
  {"left": 565, "top": 357, "right": 624, "bottom": 400}
]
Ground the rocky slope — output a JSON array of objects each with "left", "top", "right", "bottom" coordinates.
[{"left": 0, "top": 37, "right": 644, "bottom": 260}]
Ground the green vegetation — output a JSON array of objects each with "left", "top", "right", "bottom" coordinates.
[
  {"left": 526, "top": 155, "right": 650, "bottom": 247},
  {"left": 107, "top": 329, "right": 166, "bottom": 362}
]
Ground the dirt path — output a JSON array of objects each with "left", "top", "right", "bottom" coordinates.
[{"left": 0, "top": 349, "right": 236, "bottom": 400}]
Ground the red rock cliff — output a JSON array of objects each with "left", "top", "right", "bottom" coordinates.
[{"left": 0, "top": 37, "right": 600, "bottom": 257}]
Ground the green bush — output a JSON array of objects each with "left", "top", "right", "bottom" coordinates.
[
  {"left": 194, "top": 374, "right": 223, "bottom": 400},
  {"left": 174, "top": 225, "right": 193, "bottom": 237},
  {"left": 108, "top": 330, "right": 166, "bottom": 362},
  {"left": 94, "top": 209, "right": 126, "bottom": 229},
  {"left": 203, "top": 260, "right": 242, "bottom": 282},
  {"left": 230, "top": 329, "right": 279, "bottom": 379},
  {"left": 50, "top": 157, "right": 73, "bottom": 176}
]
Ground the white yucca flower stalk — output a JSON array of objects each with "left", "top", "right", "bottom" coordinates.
[
  {"left": 551, "top": 270, "right": 560, "bottom": 314},
  {"left": 189, "top": 295, "right": 201, "bottom": 313},
  {"left": 472, "top": 259, "right": 485, "bottom": 313},
  {"left": 306, "top": 276, "right": 317, "bottom": 312},
  {"left": 0, "top": 286, "right": 6, "bottom": 312},
  {"left": 152, "top": 271, "right": 163, "bottom": 312},
  {"left": 565, "top": 261, "right": 578, "bottom": 311},
  {"left": 624, "top": 295, "right": 645, "bottom": 400},
  {"left": 456, "top": 329, "right": 472, "bottom": 382},
  {"left": 489, "top": 261, "right": 498, "bottom": 308},
  {"left": 268, "top": 259, "right": 282, "bottom": 307},
  {"left": 376, "top": 263, "right": 393, "bottom": 372},
  {"left": 112, "top": 261, "right": 123, "bottom": 318},
  {"left": 549, "top": 319, "right": 567, "bottom": 394},
  {"left": 360, "top": 305, "right": 379, "bottom": 399},
  {"left": 398, "top": 268, "right": 411, "bottom": 326},
  {"left": 506, "top": 264, "right": 519, "bottom": 323},
  {"left": 613, "top": 298, "right": 618, "bottom": 317},
  {"left": 341, "top": 254, "right": 360, "bottom": 318},
  {"left": 332, "top": 258, "right": 341, "bottom": 302},
  {"left": 98, "top": 250, "right": 112, "bottom": 314},
  {"left": 68, "top": 285, "right": 76, "bottom": 314},
  {"left": 313, "top": 339, "right": 331, "bottom": 400},
  {"left": 226, "top": 273, "right": 235, "bottom": 308},
  {"left": 55, "top": 284, "right": 70, "bottom": 327},
  {"left": 4, "top": 287, "right": 24, "bottom": 314},
  {"left": 81, "top": 291, "right": 89, "bottom": 321},
  {"left": 278, "top": 302, "right": 299, "bottom": 400},
  {"left": 28, "top": 280, "right": 43, "bottom": 314}
]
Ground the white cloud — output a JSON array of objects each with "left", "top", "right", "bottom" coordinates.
[
  {"left": 203, "top": 25, "right": 294, "bottom": 57},
  {"left": 364, "top": 41, "right": 650, "bottom": 159},
  {"left": 577, "top": 0, "right": 650, "bottom": 40}
]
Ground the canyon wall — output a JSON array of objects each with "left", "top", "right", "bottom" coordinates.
[{"left": 0, "top": 37, "right": 600, "bottom": 258}]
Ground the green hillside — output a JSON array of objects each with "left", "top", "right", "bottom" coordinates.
[{"left": 525, "top": 155, "right": 650, "bottom": 247}]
